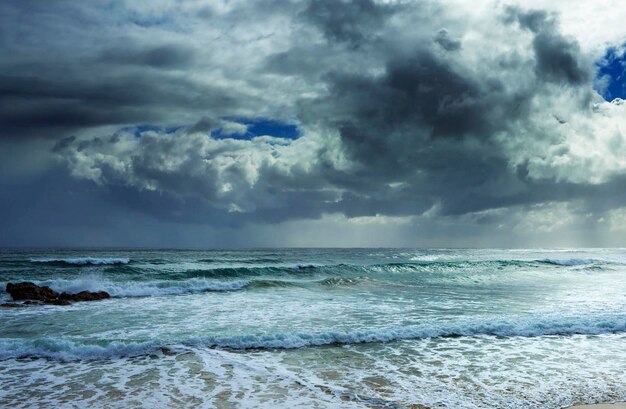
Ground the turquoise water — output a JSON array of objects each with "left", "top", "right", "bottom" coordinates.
[{"left": 1, "top": 248, "right": 625, "bottom": 408}]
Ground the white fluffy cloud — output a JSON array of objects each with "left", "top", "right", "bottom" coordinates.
[
  {"left": 509, "top": 97, "right": 626, "bottom": 184},
  {"left": 58, "top": 123, "right": 350, "bottom": 215}
]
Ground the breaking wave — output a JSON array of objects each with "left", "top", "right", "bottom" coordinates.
[
  {"left": 172, "top": 264, "right": 330, "bottom": 279},
  {"left": 2, "top": 313, "right": 625, "bottom": 361},
  {"left": 319, "top": 277, "right": 368, "bottom": 286},
  {"left": 1, "top": 275, "right": 381, "bottom": 299},
  {"left": 17, "top": 257, "right": 618, "bottom": 276},
  {"left": 10, "top": 276, "right": 251, "bottom": 298},
  {"left": 536, "top": 258, "right": 599, "bottom": 266},
  {"left": 29, "top": 257, "right": 130, "bottom": 266}
]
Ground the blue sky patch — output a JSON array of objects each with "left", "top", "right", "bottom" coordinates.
[
  {"left": 120, "top": 119, "right": 301, "bottom": 141},
  {"left": 595, "top": 45, "right": 626, "bottom": 101},
  {"left": 212, "top": 117, "right": 301, "bottom": 140}
]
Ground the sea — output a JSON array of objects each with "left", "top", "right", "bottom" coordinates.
[{"left": 1, "top": 248, "right": 625, "bottom": 408}]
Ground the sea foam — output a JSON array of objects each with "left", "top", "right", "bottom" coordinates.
[{"left": 29, "top": 257, "right": 130, "bottom": 266}]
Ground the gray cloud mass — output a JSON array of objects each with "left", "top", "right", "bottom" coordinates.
[{"left": 0, "top": 0, "right": 625, "bottom": 247}]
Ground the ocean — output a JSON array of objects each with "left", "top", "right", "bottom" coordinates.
[{"left": 1, "top": 248, "right": 625, "bottom": 408}]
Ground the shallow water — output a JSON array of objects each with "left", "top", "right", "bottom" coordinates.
[{"left": 1, "top": 248, "right": 625, "bottom": 408}]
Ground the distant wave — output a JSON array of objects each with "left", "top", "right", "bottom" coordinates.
[
  {"left": 246, "top": 279, "right": 301, "bottom": 289},
  {"left": 379, "top": 258, "right": 616, "bottom": 271},
  {"left": 107, "top": 279, "right": 250, "bottom": 297},
  {"left": 29, "top": 257, "right": 130, "bottom": 266},
  {"left": 172, "top": 260, "right": 538, "bottom": 279},
  {"left": 536, "top": 258, "right": 599, "bottom": 266},
  {"left": 20, "top": 257, "right": 615, "bottom": 274},
  {"left": 12, "top": 276, "right": 251, "bottom": 298},
  {"left": 1, "top": 275, "right": 373, "bottom": 298},
  {"left": 196, "top": 257, "right": 284, "bottom": 264},
  {"left": 318, "top": 277, "right": 368, "bottom": 286},
  {"left": 175, "top": 264, "right": 329, "bottom": 279},
  {"left": 2, "top": 314, "right": 625, "bottom": 361}
]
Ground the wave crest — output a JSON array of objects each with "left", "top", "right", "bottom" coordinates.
[
  {"left": 4, "top": 276, "right": 250, "bottom": 298},
  {"left": 2, "top": 313, "right": 625, "bottom": 361},
  {"left": 196, "top": 314, "right": 626, "bottom": 350},
  {"left": 537, "top": 258, "right": 598, "bottom": 266},
  {"left": 30, "top": 257, "right": 130, "bottom": 266}
]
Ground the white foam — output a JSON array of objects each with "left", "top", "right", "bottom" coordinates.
[
  {"left": 0, "top": 347, "right": 358, "bottom": 409},
  {"left": 30, "top": 257, "right": 130, "bottom": 266},
  {"left": 2, "top": 336, "right": 625, "bottom": 409},
  {"left": 409, "top": 254, "right": 444, "bottom": 262}
]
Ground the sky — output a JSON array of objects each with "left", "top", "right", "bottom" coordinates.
[{"left": 1, "top": 0, "right": 625, "bottom": 248}]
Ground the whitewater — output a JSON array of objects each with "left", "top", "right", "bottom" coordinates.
[{"left": 1, "top": 248, "right": 625, "bottom": 408}]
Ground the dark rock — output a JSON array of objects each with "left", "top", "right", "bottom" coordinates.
[
  {"left": 51, "top": 299, "right": 72, "bottom": 306},
  {"left": 6, "top": 282, "right": 58, "bottom": 302},
  {"left": 58, "top": 291, "right": 110, "bottom": 302},
  {"left": 5, "top": 282, "right": 110, "bottom": 305},
  {"left": 1, "top": 302, "right": 26, "bottom": 308}
]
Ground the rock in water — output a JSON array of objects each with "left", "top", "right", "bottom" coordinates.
[
  {"left": 51, "top": 299, "right": 73, "bottom": 306},
  {"left": 5, "top": 282, "right": 110, "bottom": 305},
  {"left": 59, "top": 291, "right": 110, "bottom": 302},
  {"left": 6, "top": 282, "right": 58, "bottom": 302},
  {"left": 0, "top": 302, "right": 27, "bottom": 308}
]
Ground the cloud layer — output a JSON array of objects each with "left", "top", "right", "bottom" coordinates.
[{"left": 1, "top": 0, "right": 625, "bottom": 246}]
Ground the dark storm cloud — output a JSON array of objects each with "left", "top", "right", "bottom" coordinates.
[
  {"left": 59, "top": 3, "right": 616, "bottom": 222},
  {"left": 0, "top": 71, "right": 238, "bottom": 138},
  {"left": 295, "top": 51, "right": 532, "bottom": 216},
  {"left": 532, "top": 31, "right": 588, "bottom": 84},
  {"left": 506, "top": 7, "right": 589, "bottom": 84},
  {"left": 98, "top": 44, "right": 196, "bottom": 69},
  {"left": 187, "top": 117, "right": 220, "bottom": 134},
  {"left": 289, "top": 3, "right": 617, "bottom": 221},
  {"left": 52, "top": 136, "right": 76, "bottom": 153},
  {"left": 302, "top": 0, "right": 397, "bottom": 48},
  {"left": 0, "top": 1, "right": 275, "bottom": 140},
  {"left": 1, "top": 0, "right": 625, "bottom": 246},
  {"left": 315, "top": 51, "right": 516, "bottom": 143},
  {"left": 434, "top": 29, "right": 461, "bottom": 51}
]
